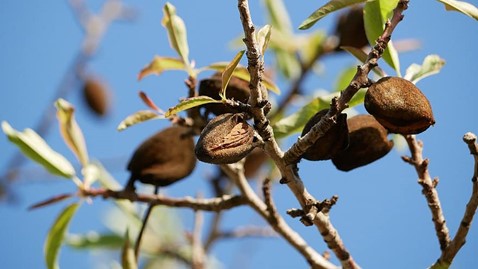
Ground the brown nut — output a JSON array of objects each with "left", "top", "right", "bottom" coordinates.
[
  {"left": 334, "top": 5, "right": 369, "bottom": 51},
  {"left": 300, "top": 109, "right": 349, "bottom": 161},
  {"left": 332, "top": 115, "right": 394, "bottom": 171},
  {"left": 126, "top": 126, "right": 196, "bottom": 188},
  {"left": 83, "top": 78, "right": 110, "bottom": 116},
  {"left": 195, "top": 113, "right": 255, "bottom": 164},
  {"left": 199, "top": 73, "right": 250, "bottom": 115},
  {"left": 364, "top": 76, "right": 435, "bottom": 134}
]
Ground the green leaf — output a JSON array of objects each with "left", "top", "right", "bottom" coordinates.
[
  {"left": 299, "top": 31, "right": 326, "bottom": 68},
  {"left": 264, "top": 0, "right": 292, "bottom": 34},
  {"left": 221, "top": 50, "right": 245, "bottom": 99},
  {"left": 334, "top": 66, "right": 358, "bottom": 92},
  {"left": 164, "top": 96, "right": 221, "bottom": 118},
  {"left": 364, "top": 0, "right": 401, "bottom": 76},
  {"left": 275, "top": 49, "right": 301, "bottom": 79},
  {"left": 257, "top": 25, "right": 272, "bottom": 56},
  {"left": 273, "top": 97, "right": 330, "bottom": 139},
  {"left": 206, "top": 63, "right": 281, "bottom": 94},
  {"left": 437, "top": 0, "right": 478, "bottom": 20},
  {"left": 341, "top": 46, "right": 386, "bottom": 77},
  {"left": 404, "top": 54, "right": 446, "bottom": 84},
  {"left": 299, "top": 0, "right": 367, "bottom": 30},
  {"left": 138, "top": 56, "right": 187, "bottom": 80},
  {"left": 121, "top": 230, "right": 138, "bottom": 269},
  {"left": 161, "top": 3, "right": 190, "bottom": 70},
  {"left": 55, "top": 99, "right": 89, "bottom": 167},
  {"left": 2, "top": 121, "right": 75, "bottom": 179},
  {"left": 348, "top": 88, "right": 367, "bottom": 107},
  {"left": 117, "top": 110, "right": 163, "bottom": 131},
  {"left": 66, "top": 233, "right": 124, "bottom": 249},
  {"left": 44, "top": 203, "right": 80, "bottom": 269}
]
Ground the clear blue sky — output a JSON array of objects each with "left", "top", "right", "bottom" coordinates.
[{"left": 1, "top": 1, "right": 478, "bottom": 268}]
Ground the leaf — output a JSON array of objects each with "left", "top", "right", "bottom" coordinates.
[
  {"left": 348, "top": 88, "right": 367, "bottom": 107},
  {"left": 66, "top": 233, "right": 124, "bottom": 249},
  {"left": 257, "top": 25, "right": 272, "bottom": 57},
  {"left": 334, "top": 66, "right": 358, "bottom": 92},
  {"left": 299, "top": 0, "right": 368, "bottom": 30},
  {"left": 275, "top": 49, "right": 301, "bottom": 79},
  {"left": 44, "top": 203, "right": 80, "bottom": 269},
  {"left": 273, "top": 97, "right": 330, "bottom": 139},
  {"left": 161, "top": 3, "right": 190, "bottom": 70},
  {"left": 139, "top": 91, "right": 162, "bottom": 112},
  {"left": 121, "top": 230, "right": 138, "bottom": 269},
  {"left": 206, "top": 63, "right": 281, "bottom": 94},
  {"left": 221, "top": 50, "right": 245, "bottom": 98},
  {"left": 341, "top": 46, "right": 386, "bottom": 77},
  {"left": 164, "top": 96, "right": 221, "bottom": 118},
  {"left": 55, "top": 99, "right": 89, "bottom": 167},
  {"left": 299, "top": 31, "right": 326, "bottom": 68},
  {"left": 2, "top": 121, "right": 75, "bottom": 179},
  {"left": 81, "top": 162, "right": 100, "bottom": 188},
  {"left": 138, "top": 56, "right": 186, "bottom": 81},
  {"left": 117, "top": 110, "right": 163, "bottom": 131},
  {"left": 264, "top": 0, "right": 292, "bottom": 34},
  {"left": 404, "top": 54, "right": 446, "bottom": 84},
  {"left": 364, "top": 0, "right": 401, "bottom": 76},
  {"left": 28, "top": 193, "right": 73, "bottom": 210},
  {"left": 437, "top": 0, "right": 478, "bottom": 20}
]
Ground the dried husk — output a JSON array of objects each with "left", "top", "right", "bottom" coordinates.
[
  {"left": 127, "top": 126, "right": 196, "bottom": 187},
  {"left": 364, "top": 76, "right": 435, "bottom": 134},
  {"left": 199, "top": 73, "right": 250, "bottom": 115},
  {"left": 301, "top": 109, "right": 349, "bottom": 161},
  {"left": 195, "top": 113, "right": 255, "bottom": 164},
  {"left": 332, "top": 115, "right": 394, "bottom": 171}
]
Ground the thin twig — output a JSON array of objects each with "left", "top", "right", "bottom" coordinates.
[
  {"left": 134, "top": 186, "right": 159, "bottom": 261},
  {"left": 402, "top": 135, "right": 451, "bottom": 250},
  {"left": 431, "top": 133, "right": 478, "bottom": 268},
  {"left": 192, "top": 194, "right": 206, "bottom": 269},
  {"left": 80, "top": 188, "right": 247, "bottom": 211},
  {"left": 221, "top": 162, "right": 338, "bottom": 269}
]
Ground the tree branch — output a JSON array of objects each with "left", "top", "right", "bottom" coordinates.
[
  {"left": 80, "top": 188, "right": 247, "bottom": 211},
  {"left": 431, "top": 133, "right": 478, "bottom": 268},
  {"left": 192, "top": 199, "right": 206, "bottom": 269},
  {"left": 221, "top": 163, "right": 338, "bottom": 269},
  {"left": 402, "top": 135, "right": 451, "bottom": 251}
]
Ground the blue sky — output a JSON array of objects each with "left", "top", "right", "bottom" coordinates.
[{"left": 1, "top": 1, "right": 478, "bottom": 268}]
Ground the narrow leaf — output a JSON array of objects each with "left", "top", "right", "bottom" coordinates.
[
  {"left": 66, "top": 233, "right": 124, "bottom": 249},
  {"left": 164, "top": 96, "right": 221, "bottom": 118},
  {"left": 82, "top": 162, "right": 100, "bottom": 188},
  {"left": 264, "top": 0, "right": 292, "bottom": 34},
  {"left": 117, "top": 110, "right": 163, "bottom": 131},
  {"left": 257, "top": 25, "right": 272, "bottom": 56},
  {"left": 334, "top": 66, "right": 359, "bottom": 93},
  {"left": 404, "top": 54, "right": 446, "bottom": 84},
  {"left": 121, "top": 230, "right": 138, "bottom": 269},
  {"left": 139, "top": 91, "right": 162, "bottom": 112},
  {"left": 138, "top": 56, "right": 186, "bottom": 80},
  {"left": 437, "top": 0, "right": 478, "bottom": 20},
  {"left": 275, "top": 47, "right": 301, "bottom": 79},
  {"left": 2, "top": 121, "right": 75, "bottom": 179},
  {"left": 44, "top": 203, "right": 80, "bottom": 269},
  {"left": 55, "top": 99, "right": 89, "bottom": 167},
  {"left": 221, "top": 50, "right": 245, "bottom": 98},
  {"left": 161, "top": 3, "right": 190, "bottom": 69},
  {"left": 348, "top": 88, "right": 367, "bottom": 107},
  {"left": 299, "top": 0, "right": 367, "bottom": 30},
  {"left": 273, "top": 97, "right": 330, "bottom": 139},
  {"left": 341, "top": 46, "right": 386, "bottom": 77},
  {"left": 28, "top": 193, "right": 73, "bottom": 211},
  {"left": 206, "top": 63, "right": 281, "bottom": 94},
  {"left": 364, "top": 0, "right": 401, "bottom": 76}
]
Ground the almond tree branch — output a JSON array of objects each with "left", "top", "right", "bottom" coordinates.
[
  {"left": 80, "top": 188, "right": 247, "bottom": 211},
  {"left": 238, "top": 0, "right": 408, "bottom": 267},
  {"left": 402, "top": 135, "right": 451, "bottom": 250},
  {"left": 221, "top": 163, "right": 338, "bottom": 269},
  {"left": 192, "top": 199, "right": 206, "bottom": 269},
  {"left": 431, "top": 133, "right": 478, "bottom": 268}
]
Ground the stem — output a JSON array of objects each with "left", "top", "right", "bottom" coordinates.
[{"left": 134, "top": 186, "right": 160, "bottom": 261}]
